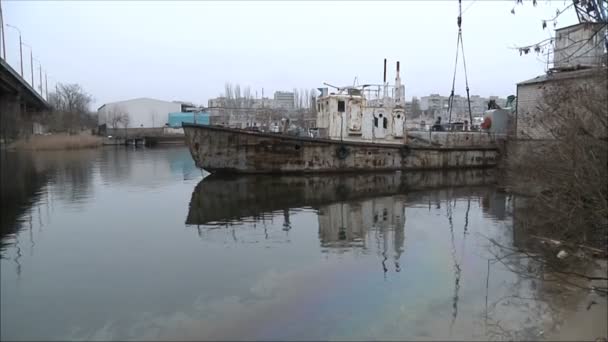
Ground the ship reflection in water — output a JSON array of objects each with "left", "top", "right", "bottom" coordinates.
[
  {"left": 3, "top": 148, "right": 605, "bottom": 341},
  {"left": 182, "top": 170, "right": 541, "bottom": 340},
  {"left": 187, "top": 169, "right": 501, "bottom": 277}
]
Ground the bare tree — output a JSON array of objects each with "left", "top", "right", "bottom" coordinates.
[
  {"left": 411, "top": 97, "right": 422, "bottom": 118},
  {"left": 106, "top": 106, "right": 130, "bottom": 132},
  {"left": 292, "top": 88, "right": 299, "bottom": 109},
  {"left": 310, "top": 88, "right": 317, "bottom": 113},
  {"left": 121, "top": 112, "right": 130, "bottom": 137},
  {"left": 47, "top": 83, "right": 94, "bottom": 133},
  {"left": 304, "top": 88, "right": 308, "bottom": 109},
  {"left": 509, "top": 0, "right": 607, "bottom": 63},
  {"left": 506, "top": 69, "right": 608, "bottom": 250}
]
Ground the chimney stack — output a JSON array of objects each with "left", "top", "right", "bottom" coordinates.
[
  {"left": 383, "top": 58, "right": 387, "bottom": 83},
  {"left": 395, "top": 61, "right": 402, "bottom": 104}
]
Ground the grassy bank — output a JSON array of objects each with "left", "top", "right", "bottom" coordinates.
[{"left": 9, "top": 134, "right": 102, "bottom": 151}]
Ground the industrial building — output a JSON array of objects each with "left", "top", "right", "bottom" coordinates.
[{"left": 98, "top": 97, "right": 182, "bottom": 129}]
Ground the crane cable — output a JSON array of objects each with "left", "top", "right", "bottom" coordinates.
[{"left": 448, "top": 0, "right": 474, "bottom": 127}]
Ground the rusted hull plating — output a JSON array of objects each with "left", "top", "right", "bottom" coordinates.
[{"left": 183, "top": 123, "right": 499, "bottom": 174}]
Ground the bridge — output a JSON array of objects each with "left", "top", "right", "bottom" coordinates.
[{"left": 0, "top": 57, "right": 50, "bottom": 140}]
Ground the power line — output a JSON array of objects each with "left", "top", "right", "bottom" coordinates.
[{"left": 462, "top": 0, "right": 476, "bottom": 15}]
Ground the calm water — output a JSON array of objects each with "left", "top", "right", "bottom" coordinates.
[{"left": 0, "top": 147, "right": 604, "bottom": 341}]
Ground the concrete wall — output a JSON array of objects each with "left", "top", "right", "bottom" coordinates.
[
  {"left": 104, "top": 127, "right": 164, "bottom": 137},
  {"left": 98, "top": 98, "right": 181, "bottom": 129},
  {"left": 516, "top": 82, "right": 549, "bottom": 139}
]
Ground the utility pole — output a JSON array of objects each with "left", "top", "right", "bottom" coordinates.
[
  {"left": 33, "top": 56, "right": 42, "bottom": 95},
  {"left": 6, "top": 24, "right": 23, "bottom": 76},
  {"left": 22, "top": 41, "right": 33, "bottom": 87},
  {"left": 38, "top": 62, "right": 42, "bottom": 94},
  {"left": 45, "top": 72, "right": 48, "bottom": 99},
  {"left": 28, "top": 45, "right": 33, "bottom": 87}
]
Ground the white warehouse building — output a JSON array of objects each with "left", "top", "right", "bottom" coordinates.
[{"left": 98, "top": 97, "right": 182, "bottom": 129}]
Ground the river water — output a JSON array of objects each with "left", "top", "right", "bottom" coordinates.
[{"left": 1, "top": 146, "right": 605, "bottom": 341}]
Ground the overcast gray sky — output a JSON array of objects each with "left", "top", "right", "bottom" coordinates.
[{"left": 2, "top": 0, "right": 577, "bottom": 109}]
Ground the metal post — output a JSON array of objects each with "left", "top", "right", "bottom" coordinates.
[
  {"left": 29, "top": 49, "right": 33, "bottom": 87},
  {"left": 18, "top": 32, "right": 22, "bottom": 76},
  {"left": 45, "top": 72, "right": 48, "bottom": 99},
  {"left": 0, "top": 1, "right": 6, "bottom": 60},
  {"left": 6, "top": 24, "right": 23, "bottom": 75},
  {"left": 38, "top": 62, "right": 42, "bottom": 94}
]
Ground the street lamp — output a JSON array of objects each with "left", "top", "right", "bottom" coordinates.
[
  {"left": 21, "top": 41, "right": 33, "bottom": 88},
  {"left": 5, "top": 24, "right": 23, "bottom": 76},
  {"left": 0, "top": 1, "right": 6, "bottom": 60},
  {"left": 33, "top": 56, "right": 42, "bottom": 95},
  {"left": 46, "top": 74, "right": 56, "bottom": 102}
]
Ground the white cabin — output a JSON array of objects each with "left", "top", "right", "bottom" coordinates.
[{"left": 316, "top": 61, "right": 407, "bottom": 144}]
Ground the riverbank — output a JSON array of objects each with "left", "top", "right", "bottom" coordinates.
[{"left": 8, "top": 133, "right": 102, "bottom": 151}]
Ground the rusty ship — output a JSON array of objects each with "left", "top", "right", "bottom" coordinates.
[{"left": 184, "top": 60, "right": 500, "bottom": 174}]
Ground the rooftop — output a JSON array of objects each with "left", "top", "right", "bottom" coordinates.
[{"left": 517, "top": 67, "right": 607, "bottom": 86}]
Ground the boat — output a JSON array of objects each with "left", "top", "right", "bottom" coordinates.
[{"left": 183, "top": 60, "right": 499, "bottom": 174}]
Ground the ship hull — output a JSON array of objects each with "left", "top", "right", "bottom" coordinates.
[{"left": 183, "top": 123, "right": 498, "bottom": 174}]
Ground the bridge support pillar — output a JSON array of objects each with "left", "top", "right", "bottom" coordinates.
[{"left": 0, "top": 93, "right": 26, "bottom": 142}]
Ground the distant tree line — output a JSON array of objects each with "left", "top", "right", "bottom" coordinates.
[
  {"left": 220, "top": 83, "right": 317, "bottom": 112},
  {"left": 292, "top": 88, "right": 317, "bottom": 112}
]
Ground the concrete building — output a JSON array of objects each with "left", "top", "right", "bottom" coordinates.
[
  {"left": 207, "top": 97, "right": 226, "bottom": 109},
  {"left": 516, "top": 22, "right": 607, "bottom": 140},
  {"left": 273, "top": 91, "right": 295, "bottom": 109},
  {"left": 554, "top": 22, "right": 607, "bottom": 69},
  {"left": 206, "top": 95, "right": 296, "bottom": 129},
  {"left": 420, "top": 94, "right": 445, "bottom": 113},
  {"left": 173, "top": 101, "right": 204, "bottom": 112},
  {"left": 516, "top": 67, "right": 607, "bottom": 139},
  {"left": 420, "top": 93, "right": 508, "bottom": 120},
  {"left": 98, "top": 97, "right": 181, "bottom": 129}
]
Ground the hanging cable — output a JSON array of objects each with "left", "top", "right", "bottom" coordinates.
[
  {"left": 447, "top": 0, "right": 474, "bottom": 128},
  {"left": 461, "top": 34, "right": 474, "bottom": 126},
  {"left": 448, "top": 33, "right": 460, "bottom": 125}
]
